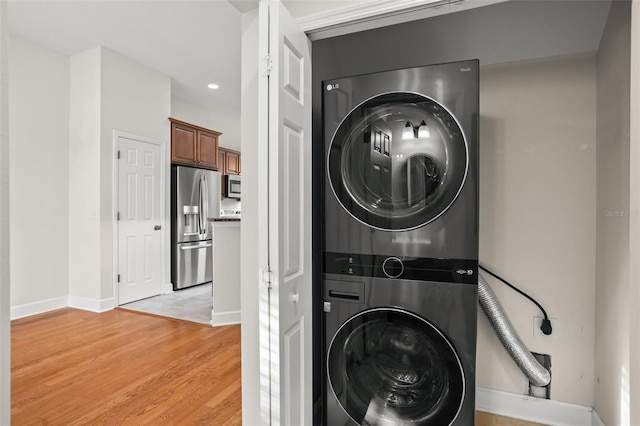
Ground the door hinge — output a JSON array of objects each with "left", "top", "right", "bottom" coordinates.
[
  {"left": 117, "top": 150, "right": 121, "bottom": 159},
  {"left": 261, "top": 267, "right": 273, "bottom": 289},
  {"left": 116, "top": 211, "right": 120, "bottom": 221},
  {"left": 261, "top": 54, "right": 272, "bottom": 77},
  {"left": 117, "top": 274, "right": 120, "bottom": 283}
]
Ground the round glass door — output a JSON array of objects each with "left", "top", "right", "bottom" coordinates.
[
  {"left": 327, "top": 308, "right": 464, "bottom": 425},
  {"left": 327, "top": 92, "right": 468, "bottom": 231}
]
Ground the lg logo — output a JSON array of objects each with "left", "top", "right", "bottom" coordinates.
[{"left": 326, "top": 83, "right": 340, "bottom": 91}]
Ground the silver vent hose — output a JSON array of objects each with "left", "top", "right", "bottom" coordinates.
[{"left": 478, "top": 273, "right": 551, "bottom": 387}]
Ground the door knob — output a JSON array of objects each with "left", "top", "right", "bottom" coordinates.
[
  {"left": 154, "top": 225, "right": 162, "bottom": 230},
  {"left": 290, "top": 292, "right": 299, "bottom": 304}
]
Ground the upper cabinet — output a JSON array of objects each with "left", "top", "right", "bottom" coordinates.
[
  {"left": 218, "top": 150, "right": 226, "bottom": 174},
  {"left": 217, "top": 147, "right": 241, "bottom": 197},
  {"left": 219, "top": 147, "right": 241, "bottom": 175},
  {"left": 169, "top": 118, "right": 221, "bottom": 170}
]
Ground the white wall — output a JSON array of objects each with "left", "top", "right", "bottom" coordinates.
[
  {"left": 478, "top": 54, "right": 597, "bottom": 406},
  {"left": 0, "top": 0, "right": 10, "bottom": 422},
  {"left": 171, "top": 95, "right": 241, "bottom": 151},
  {"left": 99, "top": 47, "right": 171, "bottom": 301},
  {"left": 595, "top": 1, "right": 632, "bottom": 424},
  {"left": 220, "top": 197, "right": 241, "bottom": 212},
  {"left": 8, "top": 36, "right": 69, "bottom": 309},
  {"left": 10, "top": 42, "right": 171, "bottom": 312},
  {"left": 240, "top": 8, "right": 260, "bottom": 426},
  {"left": 69, "top": 46, "right": 171, "bottom": 308},
  {"left": 69, "top": 47, "right": 101, "bottom": 302}
]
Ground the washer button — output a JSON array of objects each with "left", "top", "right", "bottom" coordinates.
[{"left": 382, "top": 257, "right": 404, "bottom": 278}]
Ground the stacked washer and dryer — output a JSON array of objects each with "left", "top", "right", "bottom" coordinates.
[{"left": 322, "top": 60, "right": 479, "bottom": 425}]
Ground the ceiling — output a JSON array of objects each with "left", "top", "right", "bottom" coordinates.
[
  {"left": 7, "top": 0, "right": 244, "bottom": 113},
  {"left": 7, "top": 0, "right": 612, "bottom": 115},
  {"left": 6, "top": 0, "right": 384, "bottom": 114}
]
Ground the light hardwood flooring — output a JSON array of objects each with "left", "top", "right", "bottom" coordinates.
[
  {"left": 12, "top": 308, "right": 241, "bottom": 425},
  {"left": 477, "top": 412, "right": 545, "bottom": 426},
  {"left": 12, "top": 308, "right": 543, "bottom": 425}
]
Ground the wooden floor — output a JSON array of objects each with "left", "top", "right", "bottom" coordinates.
[
  {"left": 12, "top": 308, "right": 543, "bottom": 426},
  {"left": 476, "top": 412, "right": 545, "bottom": 426},
  {"left": 12, "top": 308, "right": 241, "bottom": 425}
]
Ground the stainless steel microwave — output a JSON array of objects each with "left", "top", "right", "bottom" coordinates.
[{"left": 224, "top": 174, "right": 241, "bottom": 199}]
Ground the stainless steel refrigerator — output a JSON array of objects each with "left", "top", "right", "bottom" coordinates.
[{"left": 171, "top": 165, "right": 221, "bottom": 290}]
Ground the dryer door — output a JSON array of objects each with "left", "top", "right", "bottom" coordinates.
[
  {"left": 327, "top": 308, "right": 465, "bottom": 425},
  {"left": 327, "top": 92, "right": 468, "bottom": 231}
]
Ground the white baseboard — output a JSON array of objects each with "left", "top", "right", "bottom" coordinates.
[
  {"left": 11, "top": 295, "right": 116, "bottom": 319},
  {"left": 68, "top": 296, "right": 115, "bottom": 313},
  {"left": 477, "top": 387, "right": 603, "bottom": 426},
  {"left": 10, "top": 296, "right": 68, "bottom": 320},
  {"left": 211, "top": 310, "right": 241, "bottom": 327},
  {"left": 162, "top": 282, "right": 174, "bottom": 294}
]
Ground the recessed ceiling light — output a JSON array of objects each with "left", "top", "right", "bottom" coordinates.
[{"left": 208, "top": 83, "right": 220, "bottom": 89}]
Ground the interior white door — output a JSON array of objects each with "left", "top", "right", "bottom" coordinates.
[
  {"left": 117, "top": 134, "right": 163, "bottom": 305},
  {"left": 258, "top": 0, "right": 313, "bottom": 424}
]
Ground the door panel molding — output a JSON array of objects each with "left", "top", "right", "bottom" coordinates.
[
  {"left": 112, "top": 130, "right": 167, "bottom": 306},
  {"left": 258, "top": 1, "right": 313, "bottom": 424}
]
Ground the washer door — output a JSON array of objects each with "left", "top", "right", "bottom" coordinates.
[
  {"left": 327, "top": 308, "right": 465, "bottom": 425},
  {"left": 327, "top": 92, "right": 468, "bottom": 231}
]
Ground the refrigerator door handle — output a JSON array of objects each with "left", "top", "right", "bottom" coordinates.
[
  {"left": 180, "top": 243, "right": 212, "bottom": 250},
  {"left": 198, "top": 175, "right": 204, "bottom": 235},
  {"left": 202, "top": 175, "right": 209, "bottom": 226}
]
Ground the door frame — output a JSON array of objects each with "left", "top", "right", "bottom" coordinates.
[{"left": 112, "top": 130, "right": 168, "bottom": 306}]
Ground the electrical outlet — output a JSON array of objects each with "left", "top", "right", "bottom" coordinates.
[{"left": 533, "top": 316, "right": 558, "bottom": 339}]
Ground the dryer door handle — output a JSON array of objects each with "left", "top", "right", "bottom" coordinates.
[{"left": 328, "top": 290, "right": 361, "bottom": 301}]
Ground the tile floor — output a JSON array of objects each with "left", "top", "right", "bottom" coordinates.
[{"left": 120, "top": 283, "right": 212, "bottom": 325}]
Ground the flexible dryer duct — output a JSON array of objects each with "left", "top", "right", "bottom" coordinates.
[{"left": 478, "top": 273, "right": 551, "bottom": 387}]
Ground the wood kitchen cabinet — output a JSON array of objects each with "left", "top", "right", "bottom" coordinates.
[
  {"left": 217, "top": 147, "right": 241, "bottom": 197},
  {"left": 217, "top": 150, "right": 225, "bottom": 174},
  {"left": 218, "top": 147, "right": 241, "bottom": 175},
  {"left": 224, "top": 149, "right": 241, "bottom": 175},
  {"left": 169, "top": 118, "right": 221, "bottom": 170}
]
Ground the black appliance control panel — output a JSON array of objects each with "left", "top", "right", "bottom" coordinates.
[{"left": 324, "top": 252, "right": 478, "bottom": 284}]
